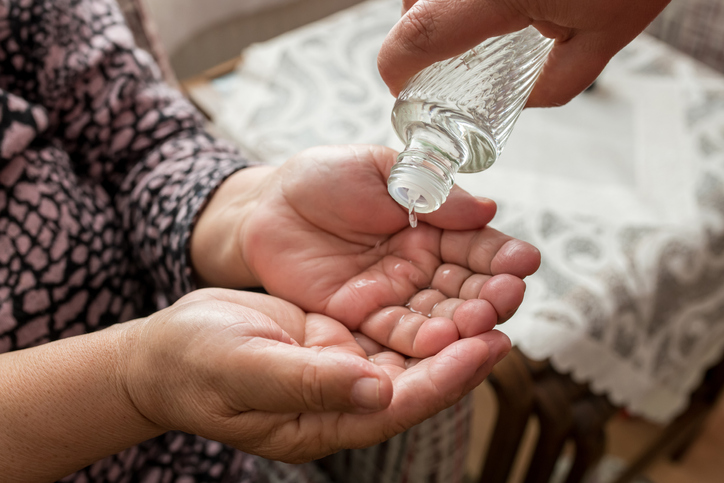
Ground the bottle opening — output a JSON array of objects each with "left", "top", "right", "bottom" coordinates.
[
  {"left": 389, "top": 185, "right": 431, "bottom": 212},
  {"left": 387, "top": 156, "right": 452, "bottom": 214}
]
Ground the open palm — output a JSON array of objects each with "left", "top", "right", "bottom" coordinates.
[
  {"left": 193, "top": 145, "right": 540, "bottom": 357},
  {"left": 127, "top": 288, "right": 505, "bottom": 463}
]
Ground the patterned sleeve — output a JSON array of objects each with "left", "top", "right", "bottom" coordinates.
[{"left": 0, "top": 0, "right": 251, "bottom": 302}]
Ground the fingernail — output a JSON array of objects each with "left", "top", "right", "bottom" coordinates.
[{"left": 351, "top": 377, "right": 381, "bottom": 410}]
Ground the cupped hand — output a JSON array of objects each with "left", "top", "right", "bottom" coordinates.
[
  {"left": 191, "top": 145, "right": 540, "bottom": 358},
  {"left": 377, "top": 0, "right": 671, "bottom": 106},
  {"left": 122, "top": 288, "right": 509, "bottom": 463}
]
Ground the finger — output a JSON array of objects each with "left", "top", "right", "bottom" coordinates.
[
  {"left": 430, "top": 263, "right": 473, "bottom": 298},
  {"left": 407, "top": 288, "right": 447, "bottom": 317},
  {"left": 477, "top": 330, "right": 512, "bottom": 365},
  {"left": 352, "top": 332, "right": 384, "bottom": 357},
  {"left": 417, "top": 190, "right": 497, "bottom": 230},
  {"left": 412, "top": 317, "right": 460, "bottom": 356},
  {"left": 378, "top": 0, "right": 528, "bottom": 95},
  {"left": 285, "top": 144, "right": 491, "bottom": 237},
  {"left": 360, "top": 306, "right": 425, "bottom": 355},
  {"left": 284, "top": 144, "right": 405, "bottom": 236},
  {"left": 462, "top": 330, "right": 512, "bottom": 392},
  {"left": 380, "top": 0, "right": 668, "bottom": 103},
  {"left": 304, "top": 314, "right": 368, "bottom": 358},
  {"left": 241, "top": 332, "right": 508, "bottom": 463},
  {"left": 236, "top": 334, "right": 494, "bottom": 463},
  {"left": 441, "top": 227, "right": 541, "bottom": 277},
  {"left": 459, "top": 274, "right": 492, "bottom": 300},
  {"left": 526, "top": 1, "right": 671, "bottom": 106},
  {"left": 368, "top": 350, "right": 408, "bottom": 380},
  {"left": 479, "top": 274, "right": 527, "bottom": 323},
  {"left": 341, "top": 336, "right": 494, "bottom": 446},
  {"left": 405, "top": 357, "right": 422, "bottom": 368},
  {"left": 231, "top": 340, "right": 394, "bottom": 414},
  {"left": 309, "top": 144, "right": 489, "bottom": 234},
  {"left": 359, "top": 306, "right": 459, "bottom": 357},
  {"left": 368, "top": 350, "right": 407, "bottom": 368},
  {"left": 430, "top": 298, "right": 464, "bottom": 319},
  {"left": 452, "top": 299, "right": 498, "bottom": 337},
  {"left": 366, "top": 144, "right": 497, "bottom": 230}
]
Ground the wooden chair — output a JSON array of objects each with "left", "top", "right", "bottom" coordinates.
[
  {"left": 479, "top": 348, "right": 536, "bottom": 483},
  {"left": 478, "top": 348, "right": 724, "bottom": 483}
]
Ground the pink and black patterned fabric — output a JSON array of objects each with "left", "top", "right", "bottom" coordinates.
[{"left": 0, "top": 1, "right": 471, "bottom": 482}]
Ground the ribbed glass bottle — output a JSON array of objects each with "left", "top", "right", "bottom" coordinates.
[{"left": 387, "top": 26, "right": 554, "bottom": 213}]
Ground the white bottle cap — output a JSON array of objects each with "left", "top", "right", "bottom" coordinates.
[{"left": 387, "top": 152, "right": 452, "bottom": 214}]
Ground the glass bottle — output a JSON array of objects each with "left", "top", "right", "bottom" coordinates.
[{"left": 387, "top": 26, "right": 554, "bottom": 214}]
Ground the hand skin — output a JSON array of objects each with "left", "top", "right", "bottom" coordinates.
[
  {"left": 191, "top": 144, "right": 541, "bottom": 358},
  {"left": 0, "top": 288, "right": 508, "bottom": 482},
  {"left": 377, "top": 0, "right": 671, "bottom": 106}
]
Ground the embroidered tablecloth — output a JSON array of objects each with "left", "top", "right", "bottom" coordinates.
[{"left": 215, "top": 0, "right": 724, "bottom": 423}]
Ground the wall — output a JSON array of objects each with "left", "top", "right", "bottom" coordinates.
[{"left": 143, "top": 0, "right": 366, "bottom": 78}]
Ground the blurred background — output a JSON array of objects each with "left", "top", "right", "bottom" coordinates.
[{"left": 143, "top": 0, "right": 364, "bottom": 79}]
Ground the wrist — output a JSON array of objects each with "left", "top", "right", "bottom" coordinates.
[
  {"left": 112, "top": 318, "right": 168, "bottom": 433},
  {"left": 190, "top": 165, "right": 277, "bottom": 288},
  {"left": 0, "top": 321, "right": 164, "bottom": 481}
]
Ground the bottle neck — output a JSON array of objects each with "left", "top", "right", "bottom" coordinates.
[{"left": 387, "top": 124, "right": 462, "bottom": 213}]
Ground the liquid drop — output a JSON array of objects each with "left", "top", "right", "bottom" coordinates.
[
  {"left": 408, "top": 206, "right": 417, "bottom": 229},
  {"left": 407, "top": 189, "right": 420, "bottom": 229}
]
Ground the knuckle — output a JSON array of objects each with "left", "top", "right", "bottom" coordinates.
[
  {"left": 279, "top": 427, "right": 338, "bottom": 463},
  {"left": 300, "top": 356, "right": 325, "bottom": 410},
  {"left": 398, "top": 3, "right": 439, "bottom": 56}
]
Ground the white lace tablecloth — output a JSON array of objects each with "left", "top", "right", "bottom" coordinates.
[{"left": 215, "top": 0, "right": 724, "bottom": 423}]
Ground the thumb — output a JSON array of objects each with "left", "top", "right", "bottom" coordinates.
[
  {"left": 418, "top": 187, "right": 497, "bottom": 230},
  {"left": 378, "top": 0, "right": 527, "bottom": 96},
  {"left": 179, "top": 289, "right": 394, "bottom": 413},
  {"left": 229, "top": 342, "right": 394, "bottom": 414}
]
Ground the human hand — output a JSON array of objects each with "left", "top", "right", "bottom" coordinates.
[
  {"left": 191, "top": 145, "right": 540, "bottom": 358},
  {"left": 122, "top": 288, "right": 507, "bottom": 462},
  {"left": 377, "top": 0, "right": 671, "bottom": 106}
]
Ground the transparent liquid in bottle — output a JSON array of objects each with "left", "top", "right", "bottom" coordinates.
[{"left": 387, "top": 26, "right": 554, "bottom": 214}]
